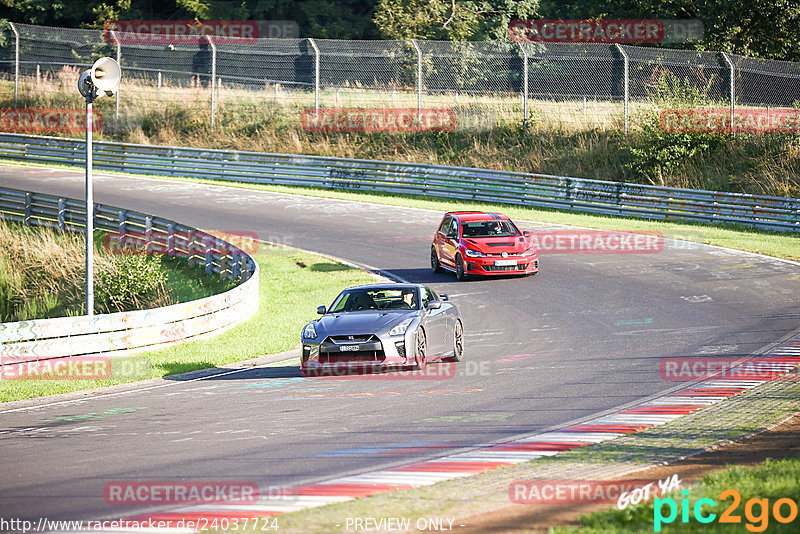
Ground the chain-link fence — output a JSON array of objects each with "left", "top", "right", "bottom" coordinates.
[{"left": 1, "top": 22, "right": 800, "bottom": 133}]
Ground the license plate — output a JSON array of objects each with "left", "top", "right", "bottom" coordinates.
[
  {"left": 495, "top": 259, "right": 517, "bottom": 266},
  {"left": 339, "top": 345, "right": 360, "bottom": 351}
]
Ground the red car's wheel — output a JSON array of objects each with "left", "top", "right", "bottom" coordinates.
[
  {"left": 431, "top": 247, "right": 443, "bottom": 273},
  {"left": 455, "top": 253, "right": 466, "bottom": 281}
]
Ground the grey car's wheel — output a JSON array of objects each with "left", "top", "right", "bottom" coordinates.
[
  {"left": 431, "top": 247, "right": 443, "bottom": 273},
  {"left": 455, "top": 254, "right": 466, "bottom": 281},
  {"left": 451, "top": 320, "right": 464, "bottom": 362},
  {"left": 414, "top": 328, "right": 427, "bottom": 370}
]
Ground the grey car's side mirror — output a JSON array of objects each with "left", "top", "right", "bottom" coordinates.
[
  {"left": 317, "top": 306, "right": 327, "bottom": 315},
  {"left": 426, "top": 301, "right": 442, "bottom": 310}
]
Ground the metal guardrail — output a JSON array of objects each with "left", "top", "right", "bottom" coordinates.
[
  {"left": 0, "top": 185, "right": 259, "bottom": 364},
  {"left": 0, "top": 133, "right": 798, "bottom": 232}
]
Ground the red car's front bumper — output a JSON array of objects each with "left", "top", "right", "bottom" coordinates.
[{"left": 463, "top": 256, "right": 538, "bottom": 276}]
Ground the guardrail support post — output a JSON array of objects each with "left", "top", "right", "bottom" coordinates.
[
  {"left": 721, "top": 52, "right": 736, "bottom": 137},
  {"left": 204, "top": 234, "right": 214, "bottom": 275},
  {"left": 58, "top": 198, "right": 66, "bottom": 230},
  {"left": 517, "top": 43, "right": 529, "bottom": 129},
  {"left": 145, "top": 216, "right": 152, "bottom": 255},
  {"left": 615, "top": 44, "right": 629, "bottom": 135},
  {"left": 167, "top": 223, "right": 175, "bottom": 256},
  {"left": 206, "top": 35, "right": 217, "bottom": 128},
  {"left": 232, "top": 253, "right": 241, "bottom": 280},
  {"left": 411, "top": 39, "right": 422, "bottom": 122},
  {"left": 10, "top": 23, "right": 19, "bottom": 102},
  {"left": 23, "top": 192, "right": 31, "bottom": 225},
  {"left": 308, "top": 38, "right": 320, "bottom": 112}
]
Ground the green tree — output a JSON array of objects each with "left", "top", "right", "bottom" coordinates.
[
  {"left": 538, "top": 0, "right": 800, "bottom": 61},
  {"left": 374, "top": 0, "right": 539, "bottom": 41}
]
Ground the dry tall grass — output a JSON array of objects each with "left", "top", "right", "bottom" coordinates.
[
  {"left": 2, "top": 78, "right": 799, "bottom": 198},
  {"left": 0, "top": 220, "right": 170, "bottom": 321}
]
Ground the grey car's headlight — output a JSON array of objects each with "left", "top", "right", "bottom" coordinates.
[
  {"left": 465, "top": 248, "right": 485, "bottom": 257},
  {"left": 303, "top": 323, "right": 318, "bottom": 339},
  {"left": 389, "top": 318, "right": 413, "bottom": 336}
]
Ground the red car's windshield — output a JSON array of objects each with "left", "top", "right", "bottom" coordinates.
[{"left": 461, "top": 220, "right": 520, "bottom": 238}]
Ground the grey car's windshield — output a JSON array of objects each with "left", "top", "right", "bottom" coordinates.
[
  {"left": 461, "top": 220, "right": 520, "bottom": 238},
  {"left": 329, "top": 288, "right": 419, "bottom": 312}
]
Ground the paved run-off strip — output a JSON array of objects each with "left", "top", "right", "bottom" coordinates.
[{"left": 53, "top": 334, "right": 800, "bottom": 533}]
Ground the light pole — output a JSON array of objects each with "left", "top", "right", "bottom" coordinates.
[{"left": 77, "top": 57, "right": 121, "bottom": 316}]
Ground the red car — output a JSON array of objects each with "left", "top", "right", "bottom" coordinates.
[{"left": 431, "top": 212, "right": 539, "bottom": 280}]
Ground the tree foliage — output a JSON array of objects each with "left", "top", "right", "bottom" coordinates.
[
  {"left": 0, "top": 0, "right": 798, "bottom": 60},
  {"left": 373, "top": 0, "right": 539, "bottom": 40}
]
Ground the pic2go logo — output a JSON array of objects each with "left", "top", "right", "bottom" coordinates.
[{"left": 654, "top": 489, "right": 799, "bottom": 532}]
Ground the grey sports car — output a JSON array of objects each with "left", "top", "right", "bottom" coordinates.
[{"left": 300, "top": 283, "right": 463, "bottom": 376}]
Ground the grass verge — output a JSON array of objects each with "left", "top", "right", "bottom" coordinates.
[
  {"left": 0, "top": 244, "right": 377, "bottom": 402},
  {"left": 555, "top": 454, "right": 800, "bottom": 533}
]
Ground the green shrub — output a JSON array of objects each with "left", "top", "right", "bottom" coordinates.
[
  {"left": 625, "top": 73, "right": 728, "bottom": 186},
  {"left": 96, "top": 254, "right": 169, "bottom": 312}
]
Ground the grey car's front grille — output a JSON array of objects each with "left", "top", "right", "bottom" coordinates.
[
  {"left": 319, "top": 336, "right": 385, "bottom": 363},
  {"left": 328, "top": 334, "right": 378, "bottom": 344}
]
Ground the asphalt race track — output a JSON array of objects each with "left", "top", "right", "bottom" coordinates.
[{"left": 2, "top": 164, "right": 800, "bottom": 524}]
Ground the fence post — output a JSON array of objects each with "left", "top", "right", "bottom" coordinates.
[
  {"left": 10, "top": 22, "right": 19, "bottom": 102},
  {"left": 111, "top": 30, "right": 121, "bottom": 119},
  {"left": 721, "top": 52, "right": 736, "bottom": 137},
  {"left": 517, "top": 43, "right": 529, "bottom": 129},
  {"left": 615, "top": 44, "right": 629, "bottom": 135},
  {"left": 206, "top": 35, "right": 217, "bottom": 127},
  {"left": 410, "top": 39, "right": 422, "bottom": 121},
  {"left": 308, "top": 38, "right": 320, "bottom": 112}
]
